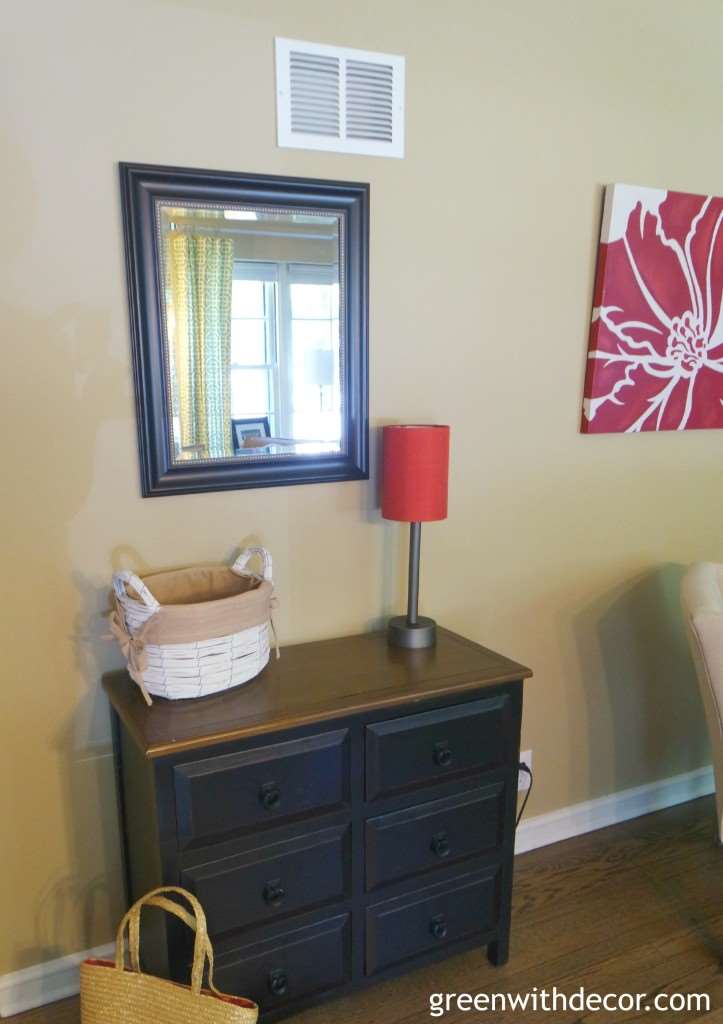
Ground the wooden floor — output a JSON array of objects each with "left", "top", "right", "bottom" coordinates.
[{"left": 12, "top": 795, "right": 723, "bottom": 1023}]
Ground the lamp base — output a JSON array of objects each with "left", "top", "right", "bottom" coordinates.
[{"left": 387, "top": 615, "right": 437, "bottom": 649}]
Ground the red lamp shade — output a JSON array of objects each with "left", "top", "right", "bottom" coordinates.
[{"left": 381, "top": 425, "right": 450, "bottom": 523}]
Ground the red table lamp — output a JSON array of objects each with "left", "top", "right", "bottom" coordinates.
[{"left": 381, "top": 424, "right": 450, "bottom": 648}]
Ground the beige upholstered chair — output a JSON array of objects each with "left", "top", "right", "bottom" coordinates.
[{"left": 682, "top": 562, "right": 723, "bottom": 844}]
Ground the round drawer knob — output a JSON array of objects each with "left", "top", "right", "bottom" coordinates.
[
  {"left": 430, "top": 914, "right": 448, "bottom": 940},
  {"left": 430, "top": 831, "right": 451, "bottom": 858},
  {"left": 259, "top": 782, "right": 281, "bottom": 810},
  {"left": 268, "top": 969, "right": 288, "bottom": 997},
  {"left": 263, "top": 881, "right": 286, "bottom": 907},
  {"left": 433, "top": 742, "right": 453, "bottom": 768}
]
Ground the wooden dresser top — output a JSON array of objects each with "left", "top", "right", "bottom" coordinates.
[{"left": 103, "top": 627, "right": 532, "bottom": 759}]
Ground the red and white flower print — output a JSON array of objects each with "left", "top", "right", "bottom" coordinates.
[{"left": 582, "top": 184, "right": 723, "bottom": 433}]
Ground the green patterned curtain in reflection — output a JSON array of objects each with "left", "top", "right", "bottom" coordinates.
[{"left": 167, "top": 233, "right": 233, "bottom": 458}]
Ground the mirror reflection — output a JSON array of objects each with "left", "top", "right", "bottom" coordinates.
[{"left": 158, "top": 204, "right": 343, "bottom": 462}]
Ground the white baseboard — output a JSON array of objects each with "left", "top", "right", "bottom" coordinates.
[
  {"left": 0, "top": 765, "right": 714, "bottom": 1017},
  {"left": 515, "top": 764, "right": 714, "bottom": 854},
  {"left": 0, "top": 942, "right": 114, "bottom": 1018}
]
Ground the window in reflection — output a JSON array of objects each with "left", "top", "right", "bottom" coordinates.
[
  {"left": 229, "top": 261, "right": 341, "bottom": 443},
  {"left": 230, "top": 265, "right": 278, "bottom": 431},
  {"left": 290, "top": 268, "right": 340, "bottom": 443}
]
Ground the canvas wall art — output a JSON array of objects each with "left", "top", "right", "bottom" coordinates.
[{"left": 581, "top": 183, "right": 723, "bottom": 433}]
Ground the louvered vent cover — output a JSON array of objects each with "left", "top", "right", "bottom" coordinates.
[{"left": 275, "top": 38, "right": 405, "bottom": 158}]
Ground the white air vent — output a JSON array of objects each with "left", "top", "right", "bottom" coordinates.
[{"left": 275, "top": 38, "right": 405, "bottom": 158}]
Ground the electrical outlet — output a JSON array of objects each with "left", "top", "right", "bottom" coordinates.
[{"left": 518, "top": 750, "right": 533, "bottom": 792}]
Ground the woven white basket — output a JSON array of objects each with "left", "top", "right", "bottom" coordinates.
[{"left": 111, "top": 547, "right": 277, "bottom": 704}]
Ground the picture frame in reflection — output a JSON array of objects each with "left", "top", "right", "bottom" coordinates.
[{"left": 231, "top": 417, "right": 271, "bottom": 453}]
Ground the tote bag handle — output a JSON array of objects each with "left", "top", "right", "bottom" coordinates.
[{"left": 115, "top": 887, "right": 218, "bottom": 998}]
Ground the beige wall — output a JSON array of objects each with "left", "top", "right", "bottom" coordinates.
[{"left": 2, "top": 0, "right": 721, "bottom": 975}]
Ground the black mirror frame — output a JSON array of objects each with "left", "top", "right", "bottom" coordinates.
[{"left": 119, "top": 162, "right": 369, "bottom": 497}]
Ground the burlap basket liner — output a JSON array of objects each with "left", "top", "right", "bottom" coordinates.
[
  {"left": 80, "top": 887, "right": 257, "bottom": 1024},
  {"left": 121, "top": 565, "right": 275, "bottom": 645}
]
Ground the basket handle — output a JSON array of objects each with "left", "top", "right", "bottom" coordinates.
[
  {"left": 115, "top": 887, "right": 213, "bottom": 997},
  {"left": 112, "top": 570, "right": 160, "bottom": 612},
  {"left": 231, "top": 547, "right": 273, "bottom": 583}
]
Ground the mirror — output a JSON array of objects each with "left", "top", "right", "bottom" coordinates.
[{"left": 120, "top": 164, "right": 368, "bottom": 496}]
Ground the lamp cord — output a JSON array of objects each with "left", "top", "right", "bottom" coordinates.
[{"left": 516, "top": 762, "right": 534, "bottom": 828}]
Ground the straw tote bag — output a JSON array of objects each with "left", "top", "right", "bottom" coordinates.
[
  {"left": 80, "top": 887, "right": 258, "bottom": 1024},
  {"left": 110, "top": 546, "right": 278, "bottom": 704}
]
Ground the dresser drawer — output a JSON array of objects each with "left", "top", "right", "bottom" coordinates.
[
  {"left": 174, "top": 730, "right": 349, "bottom": 848},
  {"left": 181, "top": 825, "right": 350, "bottom": 936},
  {"left": 365, "top": 695, "right": 512, "bottom": 800},
  {"left": 365, "top": 782, "right": 504, "bottom": 891},
  {"left": 365, "top": 868, "right": 499, "bottom": 975},
  {"left": 214, "top": 914, "right": 351, "bottom": 1011}
]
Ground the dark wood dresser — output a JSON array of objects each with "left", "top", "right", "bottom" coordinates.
[{"left": 104, "top": 628, "right": 532, "bottom": 1020}]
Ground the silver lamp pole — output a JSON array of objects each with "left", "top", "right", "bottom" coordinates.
[{"left": 387, "top": 521, "right": 436, "bottom": 648}]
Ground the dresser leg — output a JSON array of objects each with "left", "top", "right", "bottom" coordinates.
[{"left": 487, "top": 933, "right": 509, "bottom": 967}]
